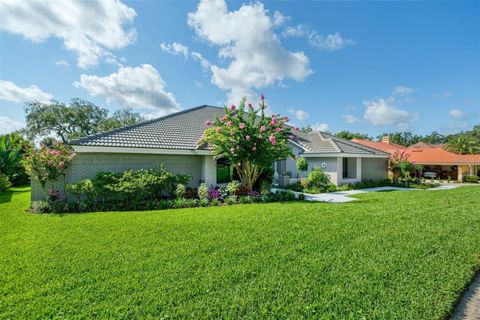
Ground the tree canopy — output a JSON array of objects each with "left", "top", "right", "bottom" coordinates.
[
  {"left": 200, "top": 96, "right": 294, "bottom": 190},
  {"left": 24, "top": 99, "right": 144, "bottom": 143},
  {"left": 335, "top": 130, "right": 371, "bottom": 141}
]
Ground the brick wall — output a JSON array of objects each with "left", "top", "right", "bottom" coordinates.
[{"left": 31, "top": 152, "right": 203, "bottom": 201}]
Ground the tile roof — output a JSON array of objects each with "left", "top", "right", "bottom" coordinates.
[
  {"left": 72, "top": 105, "right": 388, "bottom": 156},
  {"left": 353, "top": 139, "right": 480, "bottom": 164}
]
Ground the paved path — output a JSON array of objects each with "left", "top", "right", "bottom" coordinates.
[
  {"left": 272, "top": 185, "right": 460, "bottom": 203},
  {"left": 450, "top": 272, "right": 480, "bottom": 320}
]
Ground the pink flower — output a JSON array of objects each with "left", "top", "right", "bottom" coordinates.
[
  {"left": 252, "top": 146, "right": 257, "bottom": 152},
  {"left": 289, "top": 135, "right": 294, "bottom": 140},
  {"left": 260, "top": 126, "right": 266, "bottom": 132},
  {"left": 226, "top": 121, "right": 233, "bottom": 126},
  {"left": 205, "top": 120, "right": 212, "bottom": 126},
  {"left": 269, "top": 135, "right": 277, "bottom": 145},
  {"left": 246, "top": 135, "right": 251, "bottom": 141},
  {"left": 295, "top": 127, "right": 299, "bottom": 131},
  {"left": 284, "top": 117, "right": 289, "bottom": 122},
  {"left": 270, "top": 117, "right": 277, "bottom": 125},
  {"left": 239, "top": 123, "right": 245, "bottom": 129},
  {"left": 248, "top": 103, "right": 253, "bottom": 109},
  {"left": 260, "top": 93, "right": 265, "bottom": 100},
  {"left": 275, "top": 127, "right": 281, "bottom": 133},
  {"left": 230, "top": 105, "right": 236, "bottom": 111}
]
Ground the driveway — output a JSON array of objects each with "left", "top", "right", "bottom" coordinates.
[{"left": 272, "top": 185, "right": 461, "bottom": 203}]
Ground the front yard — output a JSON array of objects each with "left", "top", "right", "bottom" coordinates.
[{"left": 1, "top": 186, "right": 480, "bottom": 319}]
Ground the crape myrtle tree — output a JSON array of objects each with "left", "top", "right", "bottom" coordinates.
[{"left": 200, "top": 96, "right": 296, "bottom": 190}]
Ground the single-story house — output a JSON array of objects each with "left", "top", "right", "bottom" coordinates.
[
  {"left": 353, "top": 136, "right": 480, "bottom": 181},
  {"left": 31, "top": 106, "right": 390, "bottom": 200}
]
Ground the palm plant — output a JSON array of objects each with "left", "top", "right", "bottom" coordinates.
[{"left": 444, "top": 135, "right": 480, "bottom": 154}]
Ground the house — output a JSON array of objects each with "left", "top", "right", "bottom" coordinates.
[
  {"left": 352, "top": 136, "right": 480, "bottom": 181},
  {"left": 31, "top": 106, "right": 390, "bottom": 200}
]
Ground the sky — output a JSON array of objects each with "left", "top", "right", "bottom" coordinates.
[{"left": 0, "top": 0, "right": 479, "bottom": 137}]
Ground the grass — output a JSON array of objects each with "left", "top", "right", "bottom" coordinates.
[{"left": 1, "top": 186, "right": 480, "bottom": 319}]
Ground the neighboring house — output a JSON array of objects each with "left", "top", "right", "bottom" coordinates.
[
  {"left": 353, "top": 136, "right": 480, "bottom": 181},
  {"left": 31, "top": 106, "right": 390, "bottom": 200}
]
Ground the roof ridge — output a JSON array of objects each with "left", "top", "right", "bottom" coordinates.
[
  {"left": 315, "top": 131, "right": 342, "bottom": 152},
  {"left": 323, "top": 132, "right": 390, "bottom": 155},
  {"left": 71, "top": 105, "right": 220, "bottom": 145}
]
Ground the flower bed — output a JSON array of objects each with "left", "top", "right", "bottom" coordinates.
[{"left": 30, "top": 171, "right": 300, "bottom": 213}]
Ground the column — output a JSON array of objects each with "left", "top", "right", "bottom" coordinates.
[
  {"left": 356, "top": 157, "right": 362, "bottom": 182},
  {"left": 201, "top": 155, "right": 217, "bottom": 188},
  {"left": 335, "top": 157, "right": 343, "bottom": 186}
]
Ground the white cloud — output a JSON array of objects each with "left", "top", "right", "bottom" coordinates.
[
  {"left": 311, "top": 122, "right": 330, "bottom": 132},
  {"left": 0, "top": 80, "right": 53, "bottom": 103},
  {"left": 448, "top": 109, "right": 466, "bottom": 120},
  {"left": 0, "top": 116, "right": 24, "bottom": 134},
  {"left": 0, "top": 0, "right": 136, "bottom": 68},
  {"left": 308, "top": 32, "right": 355, "bottom": 51},
  {"left": 283, "top": 25, "right": 354, "bottom": 51},
  {"left": 191, "top": 51, "right": 211, "bottom": 69},
  {"left": 160, "top": 42, "right": 189, "bottom": 59},
  {"left": 272, "top": 11, "right": 288, "bottom": 27},
  {"left": 393, "top": 86, "right": 414, "bottom": 95},
  {"left": 282, "top": 25, "right": 309, "bottom": 38},
  {"left": 188, "top": 0, "right": 311, "bottom": 103},
  {"left": 288, "top": 108, "right": 309, "bottom": 121},
  {"left": 55, "top": 59, "right": 70, "bottom": 67},
  {"left": 342, "top": 114, "right": 361, "bottom": 124},
  {"left": 74, "top": 64, "right": 180, "bottom": 116},
  {"left": 363, "top": 98, "right": 416, "bottom": 128}
]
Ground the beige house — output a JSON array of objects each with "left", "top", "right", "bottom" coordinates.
[{"left": 31, "top": 106, "right": 390, "bottom": 200}]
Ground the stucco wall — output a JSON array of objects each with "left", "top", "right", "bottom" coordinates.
[
  {"left": 31, "top": 152, "right": 203, "bottom": 201},
  {"left": 361, "top": 158, "right": 388, "bottom": 181}
]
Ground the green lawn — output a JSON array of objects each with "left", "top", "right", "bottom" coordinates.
[{"left": 1, "top": 187, "right": 480, "bottom": 319}]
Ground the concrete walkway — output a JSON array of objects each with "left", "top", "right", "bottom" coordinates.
[
  {"left": 450, "top": 272, "right": 480, "bottom": 320},
  {"left": 272, "top": 185, "right": 460, "bottom": 203}
]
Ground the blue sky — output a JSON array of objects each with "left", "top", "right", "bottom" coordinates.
[{"left": 1, "top": 0, "right": 479, "bottom": 137}]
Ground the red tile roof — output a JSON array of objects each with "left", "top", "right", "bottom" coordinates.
[{"left": 352, "top": 139, "right": 480, "bottom": 164}]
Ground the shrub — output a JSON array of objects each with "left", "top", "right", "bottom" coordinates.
[
  {"left": 238, "top": 196, "right": 250, "bottom": 204},
  {"left": 172, "top": 198, "right": 188, "bottom": 209},
  {"left": 209, "top": 198, "right": 220, "bottom": 206},
  {"left": 218, "top": 186, "right": 229, "bottom": 198},
  {"left": 23, "top": 141, "right": 76, "bottom": 193},
  {"left": 236, "top": 185, "right": 250, "bottom": 197},
  {"left": 285, "top": 181, "right": 303, "bottom": 192},
  {"left": 199, "top": 198, "right": 209, "bottom": 207},
  {"left": 259, "top": 180, "right": 271, "bottom": 195},
  {"left": 184, "top": 187, "right": 199, "bottom": 199},
  {"left": 66, "top": 166, "right": 191, "bottom": 208},
  {"left": 463, "top": 175, "right": 479, "bottom": 183},
  {"left": 226, "top": 180, "right": 241, "bottom": 195},
  {"left": 30, "top": 200, "right": 51, "bottom": 214},
  {"left": 207, "top": 188, "right": 221, "bottom": 200},
  {"left": 186, "top": 199, "right": 199, "bottom": 208},
  {"left": 298, "top": 193, "right": 305, "bottom": 201},
  {"left": 198, "top": 183, "right": 209, "bottom": 199},
  {"left": 225, "top": 197, "right": 236, "bottom": 205},
  {"left": 304, "top": 167, "right": 331, "bottom": 193},
  {"left": 0, "top": 133, "right": 32, "bottom": 185},
  {"left": 0, "top": 173, "right": 12, "bottom": 192},
  {"left": 296, "top": 157, "right": 308, "bottom": 175},
  {"left": 175, "top": 183, "right": 186, "bottom": 199}
]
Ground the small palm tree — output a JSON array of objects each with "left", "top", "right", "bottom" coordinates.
[{"left": 444, "top": 135, "right": 480, "bottom": 154}]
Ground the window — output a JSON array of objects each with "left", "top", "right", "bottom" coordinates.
[
  {"left": 217, "top": 158, "right": 232, "bottom": 183},
  {"left": 342, "top": 158, "right": 348, "bottom": 178}
]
